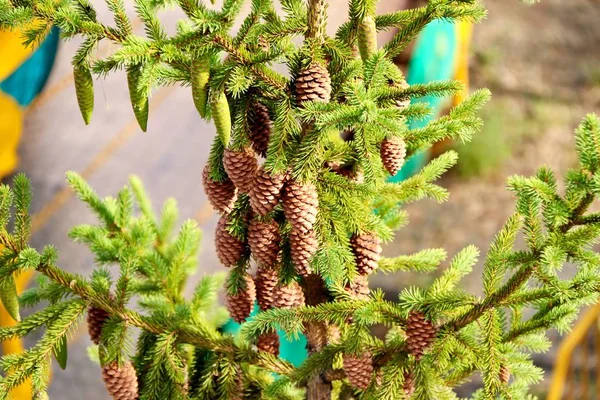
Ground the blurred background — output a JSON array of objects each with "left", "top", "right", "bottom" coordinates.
[{"left": 1, "top": 0, "right": 600, "bottom": 398}]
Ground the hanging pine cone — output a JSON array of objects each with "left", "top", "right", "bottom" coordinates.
[
  {"left": 257, "top": 329, "right": 280, "bottom": 356},
  {"left": 202, "top": 165, "right": 236, "bottom": 215},
  {"left": 289, "top": 228, "right": 318, "bottom": 277},
  {"left": 342, "top": 353, "right": 374, "bottom": 390},
  {"left": 345, "top": 275, "right": 370, "bottom": 300},
  {"left": 255, "top": 267, "right": 279, "bottom": 311},
  {"left": 406, "top": 311, "right": 437, "bottom": 360},
  {"left": 283, "top": 180, "right": 318, "bottom": 233},
  {"left": 215, "top": 216, "right": 246, "bottom": 267},
  {"left": 391, "top": 80, "right": 411, "bottom": 109},
  {"left": 248, "top": 103, "right": 272, "bottom": 157},
  {"left": 248, "top": 219, "right": 280, "bottom": 267},
  {"left": 87, "top": 305, "right": 110, "bottom": 345},
  {"left": 102, "top": 361, "right": 139, "bottom": 400},
  {"left": 272, "top": 281, "right": 305, "bottom": 309},
  {"left": 304, "top": 274, "right": 329, "bottom": 306},
  {"left": 249, "top": 166, "right": 286, "bottom": 216},
  {"left": 500, "top": 364, "right": 510, "bottom": 384},
  {"left": 403, "top": 371, "right": 415, "bottom": 398},
  {"left": 305, "top": 322, "right": 328, "bottom": 353},
  {"left": 380, "top": 137, "right": 407, "bottom": 177},
  {"left": 295, "top": 63, "right": 331, "bottom": 104},
  {"left": 351, "top": 233, "right": 382, "bottom": 276},
  {"left": 226, "top": 274, "right": 256, "bottom": 323},
  {"left": 327, "top": 160, "right": 364, "bottom": 183},
  {"left": 223, "top": 147, "right": 258, "bottom": 193}
]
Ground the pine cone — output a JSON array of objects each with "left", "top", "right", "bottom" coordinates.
[
  {"left": 500, "top": 364, "right": 510, "bottom": 384},
  {"left": 248, "top": 219, "right": 280, "bottom": 267},
  {"left": 327, "top": 161, "right": 363, "bottom": 183},
  {"left": 255, "top": 267, "right": 279, "bottom": 311},
  {"left": 226, "top": 274, "right": 256, "bottom": 323},
  {"left": 215, "top": 216, "right": 246, "bottom": 267},
  {"left": 345, "top": 275, "right": 370, "bottom": 300},
  {"left": 272, "top": 281, "right": 305, "bottom": 309},
  {"left": 351, "top": 233, "right": 382, "bottom": 276},
  {"left": 380, "top": 137, "right": 407, "bottom": 177},
  {"left": 223, "top": 147, "right": 258, "bottom": 193},
  {"left": 305, "top": 321, "right": 328, "bottom": 353},
  {"left": 403, "top": 371, "right": 415, "bottom": 398},
  {"left": 406, "top": 311, "right": 437, "bottom": 360},
  {"left": 295, "top": 63, "right": 331, "bottom": 104},
  {"left": 342, "top": 353, "right": 374, "bottom": 390},
  {"left": 257, "top": 329, "right": 280, "bottom": 356},
  {"left": 391, "top": 80, "right": 411, "bottom": 109},
  {"left": 248, "top": 103, "right": 272, "bottom": 157},
  {"left": 87, "top": 306, "right": 110, "bottom": 345},
  {"left": 289, "top": 228, "right": 318, "bottom": 277},
  {"left": 283, "top": 180, "right": 318, "bottom": 233},
  {"left": 202, "top": 164, "right": 236, "bottom": 214},
  {"left": 102, "top": 361, "right": 139, "bottom": 400},
  {"left": 249, "top": 167, "right": 286, "bottom": 216},
  {"left": 304, "top": 274, "right": 329, "bottom": 306}
]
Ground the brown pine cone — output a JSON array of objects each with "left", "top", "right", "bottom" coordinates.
[
  {"left": 351, "top": 233, "right": 382, "bottom": 276},
  {"left": 500, "top": 364, "right": 510, "bottom": 384},
  {"left": 249, "top": 167, "right": 286, "bottom": 216},
  {"left": 283, "top": 180, "right": 318, "bottom": 233},
  {"left": 289, "top": 228, "right": 318, "bottom": 277},
  {"left": 223, "top": 147, "right": 258, "bottom": 193},
  {"left": 304, "top": 274, "right": 328, "bottom": 306},
  {"left": 327, "top": 161, "right": 363, "bottom": 183},
  {"left": 257, "top": 329, "right": 280, "bottom": 356},
  {"left": 87, "top": 305, "right": 109, "bottom": 345},
  {"left": 391, "top": 80, "right": 411, "bottom": 109},
  {"left": 272, "top": 281, "right": 305, "bottom": 309},
  {"left": 255, "top": 266, "right": 279, "bottom": 310},
  {"left": 102, "top": 361, "right": 139, "bottom": 400},
  {"left": 342, "top": 353, "right": 374, "bottom": 390},
  {"left": 226, "top": 274, "right": 256, "bottom": 323},
  {"left": 345, "top": 275, "right": 370, "bottom": 300},
  {"left": 202, "top": 164, "right": 236, "bottom": 215},
  {"left": 215, "top": 216, "right": 246, "bottom": 267},
  {"left": 403, "top": 370, "right": 415, "bottom": 398},
  {"left": 380, "top": 137, "right": 407, "bottom": 177},
  {"left": 406, "top": 311, "right": 437, "bottom": 360},
  {"left": 248, "top": 103, "right": 272, "bottom": 157},
  {"left": 248, "top": 219, "right": 280, "bottom": 267},
  {"left": 305, "top": 321, "right": 328, "bottom": 353},
  {"left": 295, "top": 63, "right": 331, "bottom": 104}
]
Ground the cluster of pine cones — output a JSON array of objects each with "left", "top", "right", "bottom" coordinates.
[
  {"left": 87, "top": 306, "right": 139, "bottom": 400},
  {"left": 204, "top": 98, "right": 325, "bottom": 356},
  {"left": 202, "top": 66, "right": 417, "bottom": 393}
]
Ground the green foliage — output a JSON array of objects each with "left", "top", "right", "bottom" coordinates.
[{"left": 1, "top": 0, "right": 598, "bottom": 399}]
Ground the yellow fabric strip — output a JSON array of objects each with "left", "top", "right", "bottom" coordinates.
[
  {"left": 453, "top": 21, "right": 473, "bottom": 106},
  {"left": 0, "top": 29, "right": 36, "bottom": 82},
  {"left": 0, "top": 92, "right": 22, "bottom": 180}
]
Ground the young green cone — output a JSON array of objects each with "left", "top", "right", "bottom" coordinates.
[
  {"left": 73, "top": 64, "right": 94, "bottom": 125},
  {"left": 191, "top": 56, "right": 210, "bottom": 118}
]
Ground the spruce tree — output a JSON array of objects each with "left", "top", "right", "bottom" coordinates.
[{"left": 0, "top": 0, "right": 599, "bottom": 399}]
